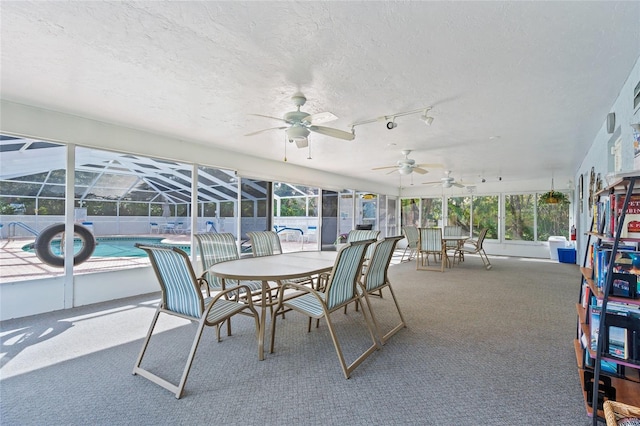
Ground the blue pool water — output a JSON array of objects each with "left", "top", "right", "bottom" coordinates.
[{"left": 23, "top": 237, "right": 191, "bottom": 258}]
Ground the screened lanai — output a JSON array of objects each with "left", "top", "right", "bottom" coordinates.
[
  {"left": 0, "top": 134, "right": 364, "bottom": 285},
  {"left": 0, "top": 135, "right": 250, "bottom": 230}
]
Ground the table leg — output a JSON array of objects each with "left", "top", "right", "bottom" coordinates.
[{"left": 258, "top": 280, "right": 268, "bottom": 361}]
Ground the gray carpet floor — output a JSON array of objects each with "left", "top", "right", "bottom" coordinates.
[{"left": 0, "top": 253, "right": 589, "bottom": 425}]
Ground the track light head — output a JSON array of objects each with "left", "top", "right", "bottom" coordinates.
[
  {"left": 386, "top": 120, "right": 397, "bottom": 130},
  {"left": 420, "top": 109, "right": 434, "bottom": 126}
]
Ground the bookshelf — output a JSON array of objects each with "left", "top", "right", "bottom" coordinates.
[{"left": 576, "top": 173, "right": 640, "bottom": 425}]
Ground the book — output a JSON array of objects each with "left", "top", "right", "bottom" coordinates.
[
  {"left": 613, "top": 194, "right": 640, "bottom": 238},
  {"left": 608, "top": 325, "right": 628, "bottom": 359},
  {"left": 611, "top": 272, "right": 637, "bottom": 299},
  {"left": 590, "top": 307, "right": 601, "bottom": 352}
]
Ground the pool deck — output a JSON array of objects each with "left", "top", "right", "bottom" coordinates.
[{"left": 0, "top": 234, "right": 321, "bottom": 284}]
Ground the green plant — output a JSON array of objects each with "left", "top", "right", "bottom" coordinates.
[{"left": 540, "top": 190, "right": 568, "bottom": 204}]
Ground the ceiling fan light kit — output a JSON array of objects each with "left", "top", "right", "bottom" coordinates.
[{"left": 245, "top": 92, "right": 355, "bottom": 148}]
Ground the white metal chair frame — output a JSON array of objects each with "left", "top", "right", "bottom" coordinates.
[
  {"left": 133, "top": 244, "right": 260, "bottom": 399},
  {"left": 269, "top": 239, "right": 380, "bottom": 379}
]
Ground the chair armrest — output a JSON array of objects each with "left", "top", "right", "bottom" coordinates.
[
  {"left": 276, "top": 281, "right": 325, "bottom": 306},
  {"left": 210, "top": 283, "right": 257, "bottom": 309},
  {"left": 197, "top": 277, "right": 211, "bottom": 297}
]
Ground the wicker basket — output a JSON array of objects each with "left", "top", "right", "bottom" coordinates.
[{"left": 604, "top": 400, "right": 640, "bottom": 425}]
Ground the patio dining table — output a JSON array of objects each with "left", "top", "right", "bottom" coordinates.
[
  {"left": 442, "top": 235, "right": 469, "bottom": 267},
  {"left": 207, "top": 250, "right": 338, "bottom": 360}
]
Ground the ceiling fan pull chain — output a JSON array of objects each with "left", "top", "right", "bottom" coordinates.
[{"left": 283, "top": 133, "right": 288, "bottom": 162}]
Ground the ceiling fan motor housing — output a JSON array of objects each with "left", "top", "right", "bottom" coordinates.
[
  {"left": 286, "top": 125, "right": 310, "bottom": 142},
  {"left": 284, "top": 110, "right": 310, "bottom": 124}
]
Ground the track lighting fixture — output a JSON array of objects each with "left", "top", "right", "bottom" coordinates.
[
  {"left": 420, "top": 108, "right": 434, "bottom": 126},
  {"left": 351, "top": 106, "right": 435, "bottom": 130},
  {"left": 632, "top": 123, "right": 640, "bottom": 132}
]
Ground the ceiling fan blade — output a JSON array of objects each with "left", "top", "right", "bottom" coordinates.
[
  {"left": 303, "top": 111, "right": 338, "bottom": 125},
  {"left": 413, "top": 167, "right": 429, "bottom": 175},
  {"left": 295, "top": 138, "right": 308, "bottom": 149},
  {"left": 421, "top": 181, "right": 441, "bottom": 185},
  {"left": 249, "top": 113, "right": 287, "bottom": 123},
  {"left": 452, "top": 182, "right": 465, "bottom": 188},
  {"left": 386, "top": 169, "right": 399, "bottom": 175},
  {"left": 372, "top": 165, "right": 398, "bottom": 171},
  {"left": 309, "top": 125, "right": 355, "bottom": 141},
  {"left": 244, "top": 126, "right": 288, "bottom": 137},
  {"left": 416, "top": 163, "right": 444, "bottom": 169}
]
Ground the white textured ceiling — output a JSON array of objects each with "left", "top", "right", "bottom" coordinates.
[{"left": 1, "top": 1, "right": 639, "bottom": 191}]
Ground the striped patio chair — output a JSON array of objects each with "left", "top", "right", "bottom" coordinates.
[
  {"left": 358, "top": 236, "right": 407, "bottom": 345},
  {"left": 194, "top": 233, "right": 267, "bottom": 336},
  {"left": 417, "top": 227, "right": 446, "bottom": 272},
  {"left": 400, "top": 225, "right": 419, "bottom": 262},
  {"left": 247, "top": 230, "right": 317, "bottom": 294},
  {"left": 194, "top": 233, "right": 264, "bottom": 297},
  {"left": 133, "top": 244, "right": 260, "bottom": 399},
  {"left": 347, "top": 229, "right": 381, "bottom": 263},
  {"left": 269, "top": 239, "right": 380, "bottom": 379},
  {"left": 457, "top": 228, "right": 492, "bottom": 270},
  {"left": 444, "top": 225, "right": 463, "bottom": 264},
  {"left": 246, "top": 230, "right": 282, "bottom": 257}
]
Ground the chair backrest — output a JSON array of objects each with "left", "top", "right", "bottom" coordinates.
[
  {"left": 402, "top": 225, "right": 419, "bottom": 248},
  {"left": 363, "top": 236, "right": 403, "bottom": 292},
  {"left": 444, "top": 225, "right": 463, "bottom": 248},
  {"left": 444, "top": 225, "right": 462, "bottom": 237},
  {"left": 136, "top": 244, "right": 203, "bottom": 319},
  {"left": 194, "top": 233, "right": 239, "bottom": 289},
  {"left": 324, "top": 239, "right": 374, "bottom": 310},
  {"left": 475, "top": 228, "right": 488, "bottom": 248},
  {"left": 247, "top": 231, "right": 282, "bottom": 257},
  {"left": 347, "top": 229, "right": 380, "bottom": 259},
  {"left": 419, "top": 227, "right": 442, "bottom": 252}
]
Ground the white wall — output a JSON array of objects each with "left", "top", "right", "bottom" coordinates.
[{"left": 574, "top": 56, "right": 640, "bottom": 261}]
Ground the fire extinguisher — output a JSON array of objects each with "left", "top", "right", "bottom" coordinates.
[{"left": 570, "top": 225, "right": 576, "bottom": 241}]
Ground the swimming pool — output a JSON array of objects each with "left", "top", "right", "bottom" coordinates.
[{"left": 23, "top": 237, "right": 191, "bottom": 258}]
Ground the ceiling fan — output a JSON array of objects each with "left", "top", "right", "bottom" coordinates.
[
  {"left": 372, "top": 150, "right": 442, "bottom": 175},
  {"left": 423, "top": 170, "right": 467, "bottom": 188},
  {"left": 244, "top": 92, "right": 355, "bottom": 148}
]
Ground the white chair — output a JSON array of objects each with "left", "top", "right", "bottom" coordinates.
[{"left": 304, "top": 225, "right": 318, "bottom": 243}]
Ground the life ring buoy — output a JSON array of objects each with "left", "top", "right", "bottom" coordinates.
[{"left": 34, "top": 223, "right": 96, "bottom": 267}]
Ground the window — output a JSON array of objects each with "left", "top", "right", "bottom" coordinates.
[
  {"left": 401, "top": 198, "right": 419, "bottom": 227},
  {"left": 447, "top": 196, "right": 470, "bottom": 232},
  {"left": 472, "top": 195, "right": 499, "bottom": 239},
  {"left": 420, "top": 197, "right": 442, "bottom": 227},
  {"left": 536, "top": 193, "right": 570, "bottom": 241},
  {"left": 505, "top": 194, "right": 535, "bottom": 241}
]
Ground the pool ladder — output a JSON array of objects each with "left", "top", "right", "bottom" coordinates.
[{"left": 6, "top": 222, "right": 39, "bottom": 240}]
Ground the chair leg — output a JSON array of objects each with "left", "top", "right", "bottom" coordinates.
[
  {"left": 174, "top": 319, "right": 208, "bottom": 398},
  {"left": 378, "top": 284, "right": 408, "bottom": 344},
  {"left": 132, "top": 309, "right": 207, "bottom": 399},
  {"left": 133, "top": 308, "right": 161, "bottom": 374},
  {"left": 479, "top": 249, "right": 492, "bottom": 270},
  {"left": 327, "top": 295, "right": 381, "bottom": 379}
]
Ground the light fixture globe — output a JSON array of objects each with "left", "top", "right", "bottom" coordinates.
[
  {"left": 286, "top": 126, "right": 310, "bottom": 142},
  {"left": 398, "top": 165, "right": 413, "bottom": 175}
]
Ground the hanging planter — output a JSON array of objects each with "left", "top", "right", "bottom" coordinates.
[
  {"left": 540, "top": 177, "right": 568, "bottom": 204},
  {"left": 540, "top": 190, "right": 568, "bottom": 204}
]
